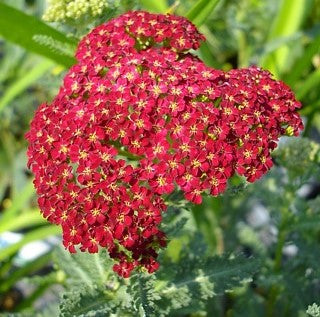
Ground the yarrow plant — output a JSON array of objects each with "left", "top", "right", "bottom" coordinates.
[{"left": 26, "top": 11, "right": 303, "bottom": 277}]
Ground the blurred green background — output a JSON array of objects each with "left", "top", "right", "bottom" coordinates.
[{"left": 1, "top": 0, "right": 320, "bottom": 316}]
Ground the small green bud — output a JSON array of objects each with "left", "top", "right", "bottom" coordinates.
[
  {"left": 56, "top": 270, "right": 66, "bottom": 283},
  {"left": 285, "top": 125, "right": 294, "bottom": 136}
]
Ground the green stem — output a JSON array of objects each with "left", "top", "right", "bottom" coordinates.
[
  {"left": 266, "top": 207, "right": 290, "bottom": 317},
  {"left": 108, "top": 141, "right": 143, "bottom": 161},
  {"left": 117, "top": 149, "right": 142, "bottom": 161},
  {"left": 266, "top": 286, "right": 279, "bottom": 317},
  {"left": 274, "top": 229, "right": 287, "bottom": 272}
]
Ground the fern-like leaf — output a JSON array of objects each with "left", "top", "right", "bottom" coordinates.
[
  {"left": 151, "top": 253, "right": 260, "bottom": 316},
  {"left": 128, "top": 274, "right": 156, "bottom": 317},
  {"left": 54, "top": 247, "right": 114, "bottom": 289},
  {"left": 59, "top": 285, "right": 113, "bottom": 317}
]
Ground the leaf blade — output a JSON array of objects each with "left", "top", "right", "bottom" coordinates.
[
  {"left": 296, "top": 67, "right": 320, "bottom": 100},
  {"left": 0, "top": 180, "right": 35, "bottom": 223},
  {"left": 0, "top": 2, "right": 76, "bottom": 67},
  {"left": 260, "top": 0, "right": 312, "bottom": 77},
  {"left": 286, "top": 33, "right": 320, "bottom": 85},
  {"left": 0, "top": 59, "right": 54, "bottom": 114},
  {"left": 0, "top": 225, "right": 60, "bottom": 261},
  {"left": 186, "top": 0, "right": 220, "bottom": 27},
  {"left": 139, "top": 0, "right": 168, "bottom": 13},
  {"left": 0, "top": 209, "right": 45, "bottom": 233}
]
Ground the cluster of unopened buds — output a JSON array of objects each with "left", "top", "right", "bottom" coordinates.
[
  {"left": 43, "top": 0, "right": 109, "bottom": 22},
  {"left": 26, "top": 11, "right": 303, "bottom": 277}
]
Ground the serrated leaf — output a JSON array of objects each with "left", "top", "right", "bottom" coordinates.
[
  {"left": 56, "top": 249, "right": 131, "bottom": 316},
  {"left": 161, "top": 205, "right": 190, "bottom": 237},
  {"left": 59, "top": 286, "right": 112, "bottom": 317},
  {"left": 151, "top": 244, "right": 261, "bottom": 316},
  {"left": 54, "top": 248, "right": 113, "bottom": 288},
  {"left": 165, "top": 253, "right": 260, "bottom": 295},
  {"left": 128, "top": 274, "right": 155, "bottom": 316},
  {"left": 54, "top": 241, "right": 260, "bottom": 317}
]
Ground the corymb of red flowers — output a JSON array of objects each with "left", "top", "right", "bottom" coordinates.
[{"left": 26, "top": 11, "right": 303, "bottom": 277}]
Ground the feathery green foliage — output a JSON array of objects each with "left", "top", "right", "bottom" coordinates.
[{"left": 54, "top": 227, "right": 260, "bottom": 317}]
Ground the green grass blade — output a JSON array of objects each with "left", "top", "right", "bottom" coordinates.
[
  {"left": 15, "top": 281, "right": 55, "bottom": 311},
  {"left": 286, "top": 33, "right": 320, "bottom": 86},
  {"left": 0, "top": 2, "right": 76, "bottom": 67},
  {"left": 296, "top": 67, "right": 320, "bottom": 100},
  {"left": 0, "top": 225, "right": 61, "bottom": 261},
  {"left": 256, "top": 33, "right": 302, "bottom": 60},
  {"left": 0, "top": 59, "right": 54, "bottom": 114},
  {"left": 186, "top": 0, "right": 220, "bottom": 27},
  {"left": 0, "top": 209, "right": 45, "bottom": 233},
  {"left": 0, "top": 180, "right": 35, "bottom": 223},
  {"left": 261, "top": 0, "right": 311, "bottom": 77},
  {"left": 139, "top": 0, "right": 168, "bottom": 13},
  {"left": 199, "top": 42, "right": 221, "bottom": 68},
  {"left": 0, "top": 252, "right": 52, "bottom": 293}
]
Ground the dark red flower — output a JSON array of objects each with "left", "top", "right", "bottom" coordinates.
[{"left": 26, "top": 10, "right": 303, "bottom": 277}]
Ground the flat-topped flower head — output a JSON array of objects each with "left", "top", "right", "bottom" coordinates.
[
  {"left": 76, "top": 10, "right": 205, "bottom": 62},
  {"left": 26, "top": 11, "right": 303, "bottom": 277}
]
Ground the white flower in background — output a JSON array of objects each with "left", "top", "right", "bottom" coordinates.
[{"left": 307, "top": 303, "right": 320, "bottom": 317}]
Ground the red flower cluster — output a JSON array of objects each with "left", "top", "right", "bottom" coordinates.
[{"left": 26, "top": 11, "right": 303, "bottom": 277}]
